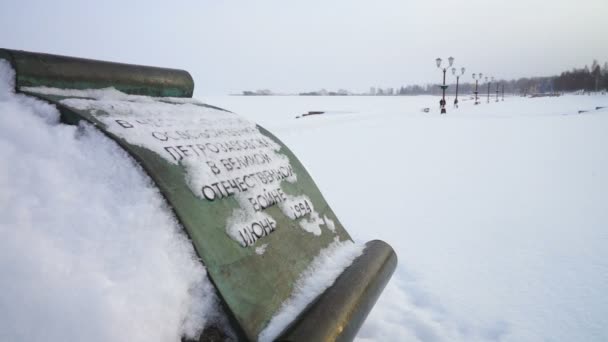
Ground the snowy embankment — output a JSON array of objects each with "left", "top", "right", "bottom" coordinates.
[
  {"left": 0, "top": 61, "right": 220, "bottom": 341},
  {"left": 205, "top": 94, "right": 608, "bottom": 342}
]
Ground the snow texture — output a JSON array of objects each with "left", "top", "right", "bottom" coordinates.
[
  {"left": 21, "top": 86, "right": 204, "bottom": 105},
  {"left": 255, "top": 243, "right": 268, "bottom": 255},
  {"left": 323, "top": 215, "right": 336, "bottom": 232},
  {"left": 0, "top": 60, "right": 219, "bottom": 342},
  {"left": 258, "top": 239, "right": 364, "bottom": 342},
  {"left": 206, "top": 94, "right": 608, "bottom": 342}
]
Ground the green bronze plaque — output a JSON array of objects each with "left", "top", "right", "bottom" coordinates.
[{"left": 23, "top": 89, "right": 351, "bottom": 340}]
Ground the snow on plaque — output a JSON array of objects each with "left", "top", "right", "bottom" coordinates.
[{"left": 31, "top": 88, "right": 335, "bottom": 248}]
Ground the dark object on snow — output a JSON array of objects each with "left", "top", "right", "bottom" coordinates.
[
  {"left": 422, "top": 107, "right": 430, "bottom": 113},
  {"left": 596, "top": 106, "right": 605, "bottom": 110},
  {"left": 1, "top": 48, "right": 397, "bottom": 342},
  {"left": 578, "top": 110, "right": 588, "bottom": 114},
  {"left": 296, "top": 111, "right": 325, "bottom": 119},
  {"left": 529, "top": 93, "right": 560, "bottom": 98}
]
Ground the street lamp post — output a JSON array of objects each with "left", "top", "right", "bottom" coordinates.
[
  {"left": 452, "top": 67, "right": 465, "bottom": 108},
  {"left": 486, "top": 76, "right": 493, "bottom": 104},
  {"left": 472, "top": 73, "right": 483, "bottom": 105},
  {"left": 436, "top": 56, "right": 454, "bottom": 114},
  {"left": 495, "top": 81, "right": 500, "bottom": 102}
]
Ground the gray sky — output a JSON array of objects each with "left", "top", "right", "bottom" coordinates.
[{"left": 1, "top": 0, "right": 607, "bottom": 95}]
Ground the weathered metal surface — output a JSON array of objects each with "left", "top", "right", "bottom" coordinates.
[
  {"left": 0, "top": 49, "right": 193, "bottom": 97},
  {"left": 20, "top": 90, "right": 351, "bottom": 340},
  {"left": 277, "top": 240, "right": 397, "bottom": 342}
]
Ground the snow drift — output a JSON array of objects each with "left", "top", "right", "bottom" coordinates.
[{"left": 0, "top": 59, "right": 219, "bottom": 342}]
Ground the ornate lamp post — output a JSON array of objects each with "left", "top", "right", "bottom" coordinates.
[
  {"left": 485, "top": 76, "right": 493, "bottom": 103},
  {"left": 472, "top": 73, "right": 483, "bottom": 105},
  {"left": 436, "top": 56, "right": 454, "bottom": 114},
  {"left": 495, "top": 81, "right": 500, "bottom": 102},
  {"left": 452, "top": 66, "right": 465, "bottom": 108}
]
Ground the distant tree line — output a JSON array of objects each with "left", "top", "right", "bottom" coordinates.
[{"left": 395, "top": 60, "right": 608, "bottom": 96}]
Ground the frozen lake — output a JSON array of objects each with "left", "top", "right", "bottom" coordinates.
[{"left": 204, "top": 94, "right": 608, "bottom": 341}]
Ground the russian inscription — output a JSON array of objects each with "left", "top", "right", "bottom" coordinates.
[{"left": 61, "top": 97, "right": 335, "bottom": 247}]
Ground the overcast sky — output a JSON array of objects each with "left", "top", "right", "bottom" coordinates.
[{"left": 1, "top": 0, "right": 607, "bottom": 95}]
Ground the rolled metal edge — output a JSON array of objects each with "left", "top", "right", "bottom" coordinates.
[
  {"left": 0, "top": 48, "right": 194, "bottom": 98},
  {"left": 277, "top": 240, "right": 398, "bottom": 342}
]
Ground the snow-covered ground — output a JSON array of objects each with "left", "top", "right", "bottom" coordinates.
[
  {"left": 2, "top": 54, "right": 607, "bottom": 342},
  {"left": 203, "top": 94, "right": 608, "bottom": 342}
]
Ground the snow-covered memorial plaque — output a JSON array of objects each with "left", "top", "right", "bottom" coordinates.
[{"left": 1, "top": 49, "right": 396, "bottom": 341}]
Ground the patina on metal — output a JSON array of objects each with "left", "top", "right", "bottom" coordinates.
[
  {"left": 277, "top": 240, "right": 397, "bottom": 342},
  {"left": 1, "top": 49, "right": 397, "bottom": 341},
  {"left": 0, "top": 48, "right": 193, "bottom": 97}
]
